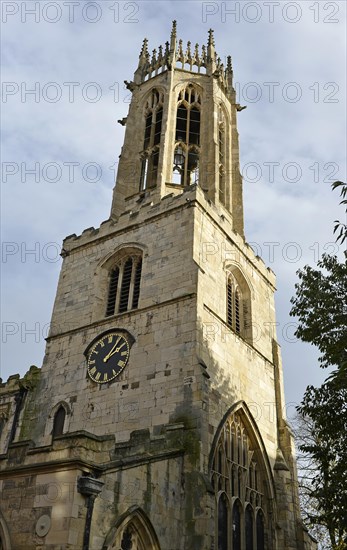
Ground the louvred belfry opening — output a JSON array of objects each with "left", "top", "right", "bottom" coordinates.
[
  {"left": 225, "top": 266, "right": 253, "bottom": 342},
  {"left": 106, "top": 267, "right": 119, "bottom": 316},
  {"left": 132, "top": 258, "right": 142, "bottom": 309},
  {"left": 106, "top": 252, "right": 143, "bottom": 317}
]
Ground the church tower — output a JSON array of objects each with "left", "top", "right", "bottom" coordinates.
[{"left": 0, "top": 23, "right": 316, "bottom": 550}]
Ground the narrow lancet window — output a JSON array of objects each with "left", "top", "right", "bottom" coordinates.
[
  {"left": 52, "top": 406, "right": 66, "bottom": 438},
  {"left": 245, "top": 505, "right": 254, "bottom": 550},
  {"left": 106, "top": 267, "right": 119, "bottom": 316},
  {"left": 235, "top": 289, "right": 241, "bottom": 334},
  {"left": 119, "top": 258, "right": 133, "bottom": 313},
  {"left": 256, "top": 511, "right": 265, "bottom": 550},
  {"left": 218, "top": 107, "right": 227, "bottom": 205},
  {"left": 132, "top": 259, "right": 142, "bottom": 309},
  {"left": 140, "top": 89, "right": 164, "bottom": 190},
  {"left": 154, "top": 107, "right": 163, "bottom": 145},
  {"left": 218, "top": 494, "right": 228, "bottom": 550},
  {"left": 227, "top": 279, "right": 233, "bottom": 327},
  {"left": 232, "top": 501, "right": 241, "bottom": 550},
  {"left": 173, "top": 85, "right": 201, "bottom": 186}
]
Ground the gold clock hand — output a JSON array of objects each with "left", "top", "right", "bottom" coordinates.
[
  {"left": 103, "top": 337, "right": 121, "bottom": 362},
  {"left": 104, "top": 344, "right": 124, "bottom": 361}
]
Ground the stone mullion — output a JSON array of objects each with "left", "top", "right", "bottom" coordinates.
[
  {"left": 145, "top": 102, "right": 163, "bottom": 190},
  {"left": 114, "top": 260, "right": 124, "bottom": 314},
  {"left": 252, "top": 510, "right": 257, "bottom": 550},
  {"left": 149, "top": 107, "right": 155, "bottom": 149},
  {"left": 143, "top": 108, "right": 154, "bottom": 190},
  {"left": 139, "top": 156, "right": 148, "bottom": 191},
  {"left": 218, "top": 113, "right": 225, "bottom": 205},
  {"left": 225, "top": 110, "right": 232, "bottom": 212},
  {"left": 232, "top": 283, "right": 236, "bottom": 333},
  {"left": 127, "top": 256, "right": 137, "bottom": 311},
  {"left": 183, "top": 106, "right": 190, "bottom": 187},
  {"left": 146, "top": 155, "right": 153, "bottom": 189},
  {"left": 239, "top": 286, "right": 244, "bottom": 337}
]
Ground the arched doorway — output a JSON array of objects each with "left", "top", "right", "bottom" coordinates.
[{"left": 103, "top": 506, "right": 161, "bottom": 550}]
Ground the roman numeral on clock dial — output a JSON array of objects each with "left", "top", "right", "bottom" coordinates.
[{"left": 87, "top": 332, "right": 130, "bottom": 384}]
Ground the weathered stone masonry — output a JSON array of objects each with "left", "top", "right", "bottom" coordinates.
[{"left": 0, "top": 22, "right": 316, "bottom": 550}]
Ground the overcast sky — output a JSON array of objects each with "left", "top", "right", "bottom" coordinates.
[{"left": 1, "top": 0, "right": 346, "bottom": 415}]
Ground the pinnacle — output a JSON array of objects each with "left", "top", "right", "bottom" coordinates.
[{"left": 208, "top": 28, "right": 215, "bottom": 48}]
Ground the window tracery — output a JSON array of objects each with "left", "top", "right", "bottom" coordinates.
[
  {"left": 140, "top": 89, "right": 164, "bottom": 190},
  {"left": 172, "top": 85, "right": 201, "bottom": 186},
  {"left": 106, "top": 253, "right": 143, "bottom": 317},
  {"left": 211, "top": 412, "right": 269, "bottom": 550}
]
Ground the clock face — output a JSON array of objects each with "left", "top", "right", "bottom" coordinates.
[{"left": 87, "top": 332, "right": 130, "bottom": 384}]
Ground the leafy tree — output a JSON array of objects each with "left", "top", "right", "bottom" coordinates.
[
  {"left": 332, "top": 181, "right": 347, "bottom": 245},
  {"left": 290, "top": 182, "right": 347, "bottom": 548},
  {"left": 293, "top": 413, "right": 333, "bottom": 549},
  {"left": 296, "top": 384, "right": 347, "bottom": 548},
  {"left": 290, "top": 254, "right": 347, "bottom": 370}
]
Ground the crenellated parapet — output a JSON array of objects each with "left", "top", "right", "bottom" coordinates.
[
  {"left": 0, "top": 366, "right": 41, "bottom": 456},
  {"left": 133, "top": 20, "right": 234, "bottom": 95}
]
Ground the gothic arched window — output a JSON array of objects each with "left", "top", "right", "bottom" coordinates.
[
  {"left": 106, "top": 253, "right": 143, "bottom": 316},
  {"left": 211, "top": 411, "right": 270, "bottom": 550},
  {"left": 172, "top": 85, "right": 201, "bottom": 186},
  {"left": 140, "top": 89, "right": 164, "bottom": 190},
  {"left": 226, "top": 271, "right": 251, "bottom": 340},
  {"left": 52, "top": 405, "right": 66, "bottom": 438}
]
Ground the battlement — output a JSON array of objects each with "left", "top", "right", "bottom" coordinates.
[
  {"left": 62, "top": 185, "right": 275, "bottom": 288},
  {"left": 0, "top": 365, "right": 40, "bottom": 390}
]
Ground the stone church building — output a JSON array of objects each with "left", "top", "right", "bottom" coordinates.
[{"left": 0, "top": 22, "right": 316, "bottom": 550}]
